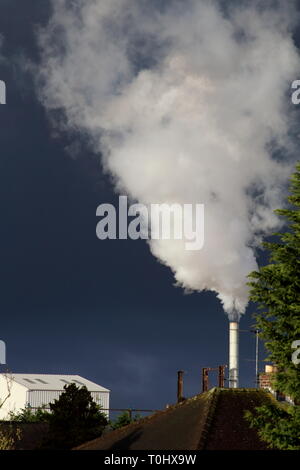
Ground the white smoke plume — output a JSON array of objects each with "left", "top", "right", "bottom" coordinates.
[{"left": 37, "top": 0, "right": 300, "bottom": 320}]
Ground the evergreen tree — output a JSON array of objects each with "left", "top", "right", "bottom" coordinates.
[
  {"left": 246, "top": 162, "right": 300, "bottom": 449},
  {"left": 45, "top": 383, "right": 108, "bottom": 449}
]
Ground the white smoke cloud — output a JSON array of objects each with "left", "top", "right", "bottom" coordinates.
[{"left": 37, "top": 0, "right": 300, "bottom": 319}]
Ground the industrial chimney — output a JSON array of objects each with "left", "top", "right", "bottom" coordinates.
[{"left": 229, "top": 321, "right": 239, "bottom": 388}]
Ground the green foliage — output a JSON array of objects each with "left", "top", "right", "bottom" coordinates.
[
  {"left": 0, "top": 425, "right": 22, "bottom": 450},
  {"left": 45, "top": 383, "right": 108, "bottom": 449},
  {"left": 248, "top": 162, "right": 300, "bottom": 401},
  {"left": 111, "top": 411, "right": 142, "bottom": 430},
  {"left": 245, "top": 402, "right": 300, "bottom": 450},
  {"left": 247, "top": 162, "right": 300, "bottom": 449},
  {"left": 8, "top": 404, "right": 50, "bottom": 422}
]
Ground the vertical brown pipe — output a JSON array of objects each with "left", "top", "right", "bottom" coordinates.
[
  {"left": 177, "top": 370, "right": 184, "bottom": 403},
  {"left": 202, "top": 367, "right": 209, "bottom": 392},
  {"left": 218, "top": 365, "right": 225, "bottom": 388}
]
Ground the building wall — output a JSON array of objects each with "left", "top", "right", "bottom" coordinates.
[
  {"left": 1, "top": 375, "right": 110, "bottom": 419},
  {"left": 0, "top": 375, "right": 27, "bottom": 420},
  {"left": 259, "top": 373, "right": 274, "bottom": 390},
  {"left": 259, "top": 368, "right": 294, "bottom": 404},
  {"left": 92, "top": 391, "right": 110, "bottom": 416},
  {"left": 27, "top": 390, "right": 110, "bottom": 417},
  {"left": 27, "top": 390, "right": 62, "bottom": 409}
]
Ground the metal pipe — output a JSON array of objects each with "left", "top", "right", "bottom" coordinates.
[
  {"left": 229, "top": 321, "right": 239, "bottom": 388},
  {"left": 218, "top": 365, "right": 225, "bottom": 388},
  {"left": 255, "top": 329, "right": 259, "bottom": 388},
  {"left": 202, "top": 368, "right": 209, "bottom": 392},
  {"left": 177, "top": 370, "right": 184, "bottom": 403}
]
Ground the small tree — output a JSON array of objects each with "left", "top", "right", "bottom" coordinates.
[
  {"left": 0, "top": 372, "right": 22, "bottom": 449},
  {"left": 45, "top": 383, "right": 108, "bottom": 449},
  {"left": 111, "top": 411, "right": 141, "bottom": 430},
  {"left": 246, "top": 162, "right": 300, "bottom": 449},
  {"left": 8, "top": 404, "right": 50, "bottom": 423},
  {"left": 0, "top": 426, "right": 22, "bottom": 450},
  {"left": 0, "top": 372, "right": 12, "bottom": 410}
]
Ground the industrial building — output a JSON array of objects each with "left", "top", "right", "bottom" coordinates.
[{"left": 0, "top": 373, "right": 110, "bottom": 420}]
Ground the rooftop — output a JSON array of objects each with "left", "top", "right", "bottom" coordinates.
[
  {"left": 4, "top": 374, "right": 110, "bottom": 392},
  {"left": 76, "top": 388, "right": 274, "bottom": 450}
]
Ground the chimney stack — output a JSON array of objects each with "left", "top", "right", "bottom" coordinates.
[
  {"left": 177, "top": 370, "right": 184, "bottom": 403},
  {"left": 229, "top": 321, "right": 239, "bottom": 388}
]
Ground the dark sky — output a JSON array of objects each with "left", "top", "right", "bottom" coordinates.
[{"left": 0, "top": 0, "right": 296, "bottom": 414}]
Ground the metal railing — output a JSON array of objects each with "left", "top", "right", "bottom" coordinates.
[{"left": 28, "top": 407, "right": 160, "bottom": 419}]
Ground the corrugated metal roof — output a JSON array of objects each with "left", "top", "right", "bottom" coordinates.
[{"left": 9, "top": 374, "right": 110, "bottom": 392}]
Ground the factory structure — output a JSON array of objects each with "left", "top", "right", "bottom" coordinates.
[
  {"left": 0, "top": 326, "right": 286, "bottom": 425},
  {"left": 0, "top": 374, "right": 110, "bottom": 420},
  {"left": 228, "top": 320, "right": 239, "bottom": 388}
]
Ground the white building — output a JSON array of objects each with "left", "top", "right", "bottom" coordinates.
[{"left": 0, "top": 373, "right": 110, "bottom": 420}]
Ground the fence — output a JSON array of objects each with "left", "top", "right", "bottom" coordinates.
[{"left": 29, "top": 406, "right": 160, "bottom": 420}]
